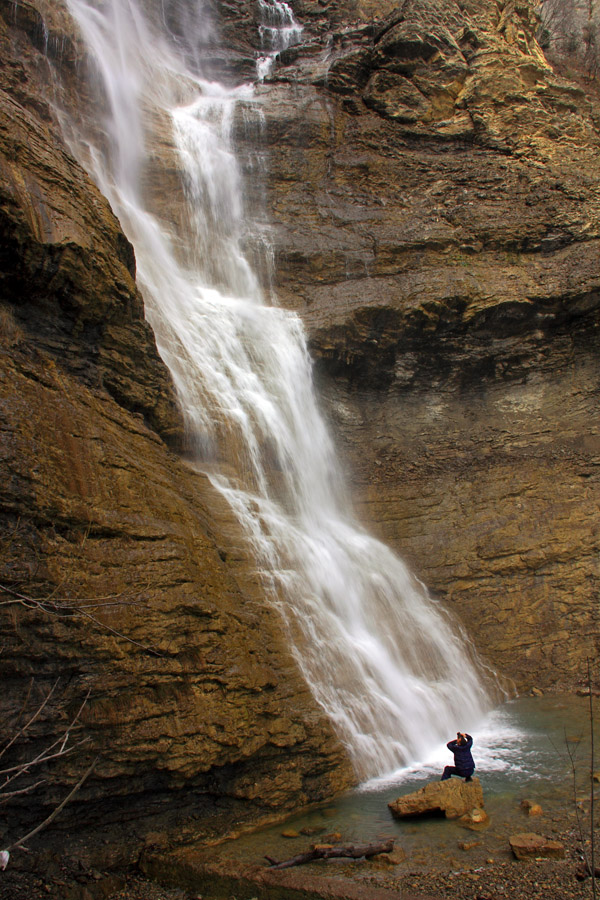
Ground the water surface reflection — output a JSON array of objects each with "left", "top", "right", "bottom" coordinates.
[{"left": 217, "top": 695, "right": 597, "bottom": 870}]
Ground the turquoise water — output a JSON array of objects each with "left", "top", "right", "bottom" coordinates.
[{"left": 216, "top": 695, "right": 598, "bottom": 869}]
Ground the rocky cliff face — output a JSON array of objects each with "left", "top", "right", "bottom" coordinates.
[
  {"left": 1, "top": 0, "right": 599, "bottom": 855},
  {"left": 0, "top": 0, "right": 352, "bottom": 852},
  {"left": 246, "top": 0, "right": 600, "bottom": 692}
]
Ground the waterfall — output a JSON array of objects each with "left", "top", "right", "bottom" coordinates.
[
  {"left": 256, "top": 0, "right": 303, "bottom": 79},
  {"left": 61, "top": 0, "right": 492, "bottom": 780}
]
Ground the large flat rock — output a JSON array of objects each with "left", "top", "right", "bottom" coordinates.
[
  {"left": 388, "top": 777, "right": 484, "bottom": 820},
  {"left": 509, "top": 832, "right": 566, "bottom": 860}
]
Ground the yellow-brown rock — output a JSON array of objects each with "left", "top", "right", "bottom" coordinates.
[
  {"left": 521, "top": 799, "right": 544, "bottom": 816},
  {"left": 2, "top": 0, "right": 600, "bottom": 853},
  {"left": 388, "top": 777, "right": 484, "bottom": 819},
  {"left": 250, "top": 0, "right": 600, "bottom": 691},
  {"left": 0, "top": 0, "right": 353, "bottom": 850},
  {"left": 459, "top": 806, "right": 490, "bottom": 829}
]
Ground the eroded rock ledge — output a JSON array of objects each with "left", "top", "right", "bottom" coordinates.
[
  {"left": 245, "top": 0, "right": 600, "bottom": 690},
  {"left": 1, "top": 0, "right": 599, "bottom": 855},
  {"left": 0, "top": 0, "right": 353, "bottom": 850}
]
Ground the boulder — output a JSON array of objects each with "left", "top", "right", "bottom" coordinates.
[
  {"left": 459, "top": 806, "right": 490, "bottom": 829},
  {"left": 388, "top": 777, "right": 484, "bottom": 820},
  {"left": 509, "top": 833, "right": 566, "bottom": 860}
]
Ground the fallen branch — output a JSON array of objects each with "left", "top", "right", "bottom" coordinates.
[
  {"left": 265, "top": 839, "right": 394, "bottom": 870},
  {"left": 4, "top": 756, "right": 98, "bottom": 852}
]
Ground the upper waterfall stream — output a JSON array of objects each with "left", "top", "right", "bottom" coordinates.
[{"left": 61, "top": 0, "right": 492, "bottom": 780}]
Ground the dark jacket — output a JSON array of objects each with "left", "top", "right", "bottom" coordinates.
[{"left": 447, "top": 734, "right": 475, "bottom": 774}]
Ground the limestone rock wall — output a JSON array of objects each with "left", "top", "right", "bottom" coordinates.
[
  {"left": 2, "top": 0, "right": 599, "bottom": 852},
  {"left": 246, "top": 0, "right": 600, "bottom": 691},
  {"left": 0, "top": 0, "right": 352, "bottom": 849}
]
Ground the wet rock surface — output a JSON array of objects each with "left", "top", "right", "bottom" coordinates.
[
  {"left": 509, "top": 832, "right": 566, "bottom": 860},
  {"left": 388, "top": 777, "right": 485, "bottom": 820}
]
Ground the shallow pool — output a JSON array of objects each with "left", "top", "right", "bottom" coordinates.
[{"left": 215, "top": 694, "right": 598, "bottom": 870}]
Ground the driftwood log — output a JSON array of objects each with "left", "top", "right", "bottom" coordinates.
[{"left": 265, "top": 839, "right": 394, "bottom": 870}]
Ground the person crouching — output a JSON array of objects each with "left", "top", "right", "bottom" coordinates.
[{"left": 441, "top": 731, "right": 475, "bottom": 782}]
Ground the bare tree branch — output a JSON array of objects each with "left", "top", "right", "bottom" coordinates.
[
  {"left": 0, "top": 689, "right": 91, "bottom": 791},
  {"left": 0, "top": 779, "right": 47, "bottom": 802},
  {"left": 0, "top": 583, "right": 161, "bottom": 656},
  {"left": 3, "top": 757, "right": 98, "bottom": 853},
  {"left": 0, "top": 679, "right": 60, "bottom": 763}
]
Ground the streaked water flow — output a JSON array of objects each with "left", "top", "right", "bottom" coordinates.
[
  {"left": 61, "top": 0, "right": 494, "bottom": 779},
  {"left": 256, "top": 0, "right": 303, "bottom": 79}
]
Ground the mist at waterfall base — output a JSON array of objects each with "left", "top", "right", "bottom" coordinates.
[
  {"left": 61, "top": 0, "right": 494, "bottom": 781},
  {"left": 215, "top": 694, "right": 597, "bottom": 867}
]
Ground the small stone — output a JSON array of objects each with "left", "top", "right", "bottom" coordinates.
[
  {"left": 300, "top": 825, "right": 325, "bottom": 836},
  {"left": 470, "top": 807, "right": 488, "bottom": 824},
  {"left": 322, "top": 831, "right": 342, "bottom": 842},
  {"left": 520, "top": 799, "right": 543, "bottom": 816},
  {"left": 509, "top": 832, "right": 565, "bottom": 860},
  {"left": 389, "top": 778, "right": 484, "bottom": 820},
  {"left": 281, "top": 829, "right": 300, "bottom": 838},
  {"left": 459, "top": 806, "right": 490, "bottom": 829},
  {"left": 530, "top": 687, "right": 544, "bottom": 696},
  {"left": 458, "top": 840, "right": 481, "bottom": 851}
]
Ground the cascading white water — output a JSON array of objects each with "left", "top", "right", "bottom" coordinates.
[
  {"left": 256, "top": 0, "right": 303, "bottom": 79},
  {"left": 61, "top": 0, "right": 493, "bottom": 779}
]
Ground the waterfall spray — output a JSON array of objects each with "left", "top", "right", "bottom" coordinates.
[{"left": 61, "top": 0, "right": 492, "bottom": 780}]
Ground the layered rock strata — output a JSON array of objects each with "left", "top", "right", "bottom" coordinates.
[
  {"left": 1, "top": 0, "right": 600, "bottom": 852},
  {"left": 0, "top": 0, "right": 352, "bottom": 848},
  {"left": 246, "top": 0, "right": 600, "bottom": 690}
]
